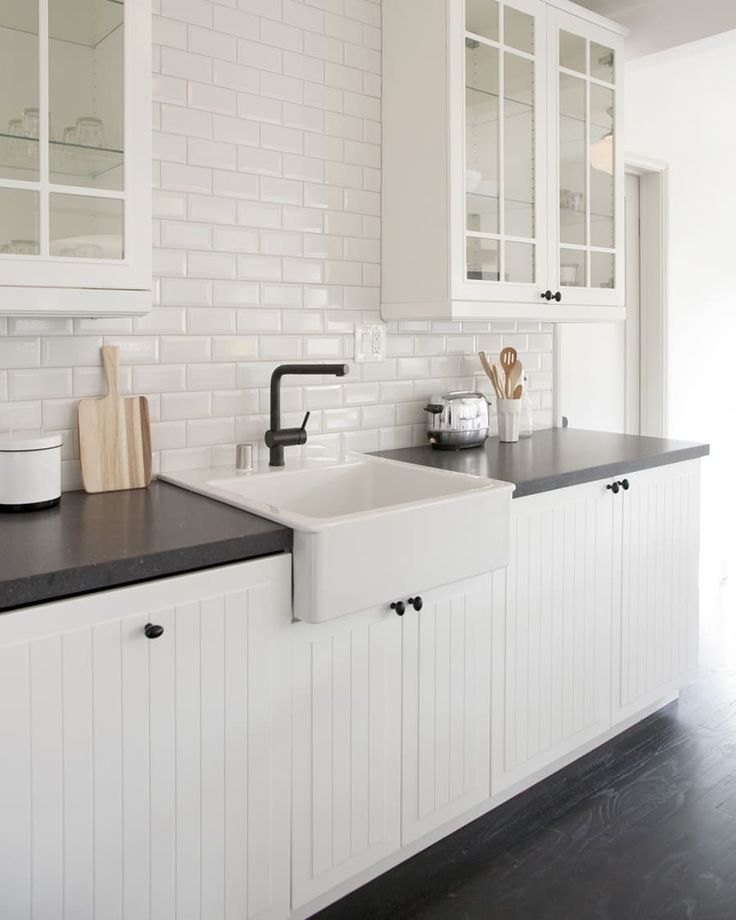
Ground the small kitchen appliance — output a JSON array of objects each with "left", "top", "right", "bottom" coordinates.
[
  {"left": 0, "top": 431, "right": 62, "bottom": 511},
  {"left": 423, "top": 391, "right": 490, "bottom": 450}
]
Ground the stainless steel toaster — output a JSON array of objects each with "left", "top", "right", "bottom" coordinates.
[{"left": 423, "top": 391, "right": 490, "bottom": 450}]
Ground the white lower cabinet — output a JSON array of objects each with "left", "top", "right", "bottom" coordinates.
[
  {"left": 401, "top": 574, "right": 495, "bottom": 844},
  {"left": 492, "top": 480, "right": 615, "bottom": 794},
  {"left": 493, "top": 459, "right": 702, "bottom": 797},
  {"left": 613, "top": 461, "right": 701, "bottom": 724},
  {"left": 290, "top": 572, "right": 497, "bottom": 907},
  {"left": 291, "top": 607, "right": 403, "bottom": 909},
  {"left": 0, "top": 556, "right": 292, "bottom": 920}
]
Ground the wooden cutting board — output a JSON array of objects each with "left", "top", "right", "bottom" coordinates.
[{"left": 78, "top": 346, "right": 152, "bottom": 493}]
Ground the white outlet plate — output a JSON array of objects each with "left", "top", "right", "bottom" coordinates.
[{"left": 354, "top": 322, "right": 386, "bottom": 362}]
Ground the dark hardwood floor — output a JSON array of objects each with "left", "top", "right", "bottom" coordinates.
[{"left": 313, "top": 599, "right": 736, "bottom": 920}]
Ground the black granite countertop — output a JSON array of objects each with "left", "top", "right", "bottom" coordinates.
[
  {"left": 375, "top": 428, "right": 709, "bottom": 498},
  {"left": 0, "top": 481, "right": 292, "bottom": 613}
]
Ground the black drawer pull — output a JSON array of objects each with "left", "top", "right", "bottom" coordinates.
[{"left": 144, "top": 623, "right": 165, "bottom": 639}]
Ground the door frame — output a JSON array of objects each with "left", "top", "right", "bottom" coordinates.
[{"left": 552, "top": 154, "right": 669, "bottom": 435}]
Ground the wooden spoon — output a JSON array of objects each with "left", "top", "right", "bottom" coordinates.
[
  {"left": 507, "top": 360, "right": 523, "bottom": 399},
  {"left": 490, "top": 364, "right": 505, "bottom": 400},
  {"left": 512, "top": 383, "right": 523, "bottom": 399},
  {"left": 499, "top": 346, "right": 518, "bottom": 398}
]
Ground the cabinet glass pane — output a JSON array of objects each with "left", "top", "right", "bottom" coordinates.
[
  {"left": 504, "top": 54, "right": 534, "bottom": 238},
  {"left": 49, "top": 0, "right": 124, "bottom": 191},
  {"left": 559, "top": 73, "right": 586, "bottom": 246},
  {"left": 0, "top": 189, "right": 39, "bottom": 254},
  {"left": 560, "top": 30, "right": 586, "bottom": 74},
  {"left": 590, "top": 84, "right": 614, "bottom": 248},
  {"left": 506, "top": 241, "right": 534, "bottom": 283},
  {"left": 591, "top": 251, "right": 614, "bottom": 289},
  {"left": 466, "top": 41, "right": 499, "bottom": 235},
  {"left": 50, "top": 193, "right": 123, "bottom": 258},
  {"left": 467, "top": 237, "right": 500, "bottom": 281},
  {"left": 504, "top": 6, "right": 534, "bottom": 55},
  {"left": 560, "top": 249, "right": 585, "bottom": 288},
  {"left": 466, "top": 0, "right": 499, "bottom": 41},
  {"left": 590, "top": 41, "right": 615, "bottom": 83},
  {"left": 0, "top": 3, "right": 39, "bottom": 181}
]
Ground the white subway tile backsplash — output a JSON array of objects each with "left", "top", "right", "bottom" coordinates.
[{"left": 0, "top": 0, "right": 552, "bottom": 484}]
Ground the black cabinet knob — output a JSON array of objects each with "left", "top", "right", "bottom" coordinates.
[
  {"left": 541, "top": 289, "right": 553, "bottom": 301},
  {"left": 620, "top": 478, "right": 630, "bottom": 491},
  {"left": 554, "top": 291, "right": 562, "bottom": 302},
  {"left": 144, "top": 623, "right": 165, "bottom": 639},
  {"left": 606, "top": 482, "right": 620, "bottom": 495},
  {"left": 408, "top": 596, "right": 423, "bottom": 612},
  {"left": 391, "top": 601, "right": 406, "bottom": 617}
]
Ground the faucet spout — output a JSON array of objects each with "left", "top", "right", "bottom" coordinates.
[{"left": 265, "top": 363, "right": 349, "bottom": 467}]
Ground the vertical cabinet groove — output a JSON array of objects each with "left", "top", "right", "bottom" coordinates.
[{"left": 0, "top": 557, "right": 291, "bottom": 920}]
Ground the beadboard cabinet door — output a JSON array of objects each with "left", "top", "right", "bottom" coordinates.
[
  {"left": 492, "top": 480, "right": 616, "bottom": 795},
  {"left": 613, "top": 460, "right": 701, "bottom": 724},
  {"left": 291, "top": 607, "right": 403, "bottom": 909},
  {"left": 401, "top": 573, "right": 495, "bottom": 845},
  {"left": 0, "top": 556, "right": 291, "bottom": 920}
]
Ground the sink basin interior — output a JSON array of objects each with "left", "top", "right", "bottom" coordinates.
[{"left": 211, "top": 458, "right": 483, "bottom": 520}]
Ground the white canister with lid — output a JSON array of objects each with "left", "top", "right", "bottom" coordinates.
[{"left": 0, "top": 431, "right": 62, "bottom": 511}]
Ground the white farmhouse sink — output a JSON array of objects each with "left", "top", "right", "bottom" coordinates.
[{"left": 161, "top": 453, "right": 512, "bottom": 623}]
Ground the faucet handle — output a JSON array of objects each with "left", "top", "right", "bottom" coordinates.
[{"left": 300, "top": 410, "right": 311, "bottom": 430}]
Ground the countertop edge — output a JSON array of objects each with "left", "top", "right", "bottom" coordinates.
[
  {"left": 0, "top": 529, "right": 293, "bottom": 615},
  {"left": 512, "top": 442, "right": 710, "bottom": 498}
]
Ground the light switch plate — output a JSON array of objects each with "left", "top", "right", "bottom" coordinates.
[{"left": 354, "top": 322, "right": 386, "bottom": 362}]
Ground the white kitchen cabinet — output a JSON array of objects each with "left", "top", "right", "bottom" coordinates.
[
  {"left": 382, "top": 0, "right": 625, "bottom": 321},
  {"left": 0, "top": 0, "right": 151, "bottom": 315},
  {"left": 291, "top": 570, "right": 498, "bottom": 906},
  {"left": 401, "top": 573, "right": 496, "bottom": 844},
  {"left": 613, "top": 461, "right": 701, "bottom": 724},
  {"left": 291, "top": 606, "right": 403, "bottom": 909},
  {"left": 493, "top": 460, "right": 701, "bottom": 795},
  {"left": 0, "top": 556, "right": 291, "bottom": 920},
  {"left": 492, "top": 479, "right": 615, "bottom": 794}
]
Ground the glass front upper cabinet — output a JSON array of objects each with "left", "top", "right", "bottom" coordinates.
[
  {"left": 551, "top": 9, "right": 623, "bottom": 307},
  {"left": 0, "top": 0, "right": 150, "bottom": 315},
  {"left": 463, "top": 0, "right": 546, "bottom": 300}
]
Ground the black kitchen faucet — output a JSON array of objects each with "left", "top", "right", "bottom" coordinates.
[{"left": 264, "top": 363, "right": 349, "bottom": 467}]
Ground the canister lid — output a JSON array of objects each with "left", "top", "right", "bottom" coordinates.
[{"left": 0, "top": 430, "right": 63, "bottom": 452}]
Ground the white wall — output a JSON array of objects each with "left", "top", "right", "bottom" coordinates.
[
  {"left": 0, "top": 0, "right": 554, "bottom": 489},
  {"left": 626, "top": 30, "right": 736, "bottom": 596}
]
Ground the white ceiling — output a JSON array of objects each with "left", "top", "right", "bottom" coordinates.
[{"left": 573, "top": 0, "right": 736, "bottom": 57}]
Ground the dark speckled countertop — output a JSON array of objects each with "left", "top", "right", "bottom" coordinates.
[
  {"left": 376, "top": 427, "right": 709, "bottom": 498},
  {"left": 0, "top": 481, "right": 291, "bottom": 613}
]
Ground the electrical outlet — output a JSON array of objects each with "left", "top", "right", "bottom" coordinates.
[{"left": 354, "top": 322, "right": 386, "bottom": 363}]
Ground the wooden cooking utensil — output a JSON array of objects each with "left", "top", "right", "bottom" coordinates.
[
  {"left": 78, "top": 346, "right": 152, "bottom": 493},
  {"left": 512, "top": 383, "right": 523, "bottom": 399},
  {"left": 499, "top": 346, "right": 518, "bottom": 398},
  {"left": 507, "top": 360, "right": 523, "bottom": 399},
  {"left": 478, "top": 351, "right": 504, "bottom": 399}
]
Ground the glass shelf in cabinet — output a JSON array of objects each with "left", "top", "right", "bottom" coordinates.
[
  {"left": 0, "top": 134, "right": 39, "bottom": 178},
  {"left": 49, "top": 139, "right": 123, "bottom": 183}
]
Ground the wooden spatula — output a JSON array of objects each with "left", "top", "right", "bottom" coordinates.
[
  {"left": 499, "top": 346, "right": 519, "bottom": 398},
  {"left": 78, "top": 346, "right": 152, "bottom": 493}
]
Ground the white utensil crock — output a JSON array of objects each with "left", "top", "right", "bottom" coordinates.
[{"left": 497, "top": 399, "right": 521, "bottom": 443}]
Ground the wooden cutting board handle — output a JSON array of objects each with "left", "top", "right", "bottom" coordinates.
[{"left": 101, "top": 346, "right": 120, "bottom": 400}]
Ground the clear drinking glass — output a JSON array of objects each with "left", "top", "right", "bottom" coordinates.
[{"left": 76, "top": 116, "right": 105, "bottom": 148}]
